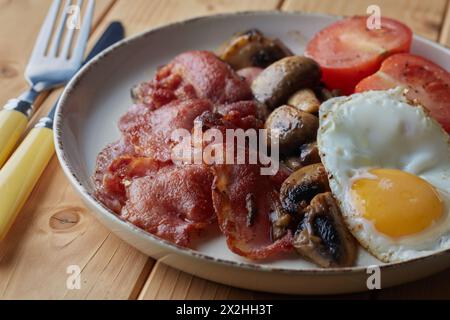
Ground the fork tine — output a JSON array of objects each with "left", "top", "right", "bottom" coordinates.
[
  {"left": 59, "top": 0, "right": 79, "bottom": 59},
  {"left": 61, "top": 0, "right": 95, "bottom": 61},
  {"left": 48, "top": 0, "right": 72, "bottom": 57},
  {"left": 29, "top": 0, "right": 62, "bottom": 59}
]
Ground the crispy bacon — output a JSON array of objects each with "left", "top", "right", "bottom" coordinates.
[
  {"left": 119, "top": 99, "right": 263, "bottom": 162},
  {"left": 93, "top": 50, "right": 292, "bottom": 254},
  {"left": 121, "top": 164, "right": 215, "bottom": 246},
  {"left": 212, "top": 163, "right": 293, "bottom": 259},
  {"left": 119, "top": 99, "right": 213, "bottom": 161},
  {"left": 93, "top": 140, "right": 137, "bottom": 212},
  {"left": 170, "top": 51, "right": 253, "bottom": 104},
  {"left": 132, "top": 51, "right": 252, "bottom": 109},
  {"left": 100, "top": 156, "right": 163, "bottom": 213},
  {"left": 216, "top": 101, "right": 256, "bottom": 117}
]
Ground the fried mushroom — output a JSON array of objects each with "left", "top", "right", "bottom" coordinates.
[
  {"left": 252, "top": 56, "right": 321, "bottom": 109},
  {"left": 287, "top": 88, "right": 321, "bottom": 114},
  {"left": 269, "top": 195, "right": 293, "bottom": 241},
  {"left": 265, "top": 105, "right": 319, "bottom": 155},
  {"left": 284, "top": 157, "right": 303, "bottom": 172},
  {"left": 293, "top": 192, "right": 357, "bottom": 268},
  {"left": 299, "top": 142, "right": 321, "bottom": 166},
  {"left": 280, "top": 164, "right": 330, "bottom": 215},
  {"left": 217, "top": 29, "right": 293, "bottom": 70}
]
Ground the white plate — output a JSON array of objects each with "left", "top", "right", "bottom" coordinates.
[{"left": 54, "top": 11, "right": 450, "bottom": 295}]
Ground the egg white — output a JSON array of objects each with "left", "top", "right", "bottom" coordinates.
[{"left": 318, "top": 88, "right": 450, "bottom": 263}]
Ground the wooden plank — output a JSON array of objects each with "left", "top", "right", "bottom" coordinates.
[
  {"left": 374, "top": 268, "right": 450, "bottom": 299},
  {"left": 138, "top": 262, "right": 254, "bottom": 300},
  {"left": 138, "top": 262, "right": 373, "bottom": 300},
  {"left": 0, "top": 0, "right": 153, "bottom": 300},
  {"left": 282, "top": 0, "right": 448, "bottom": 41},
  {"left": 439, "top": 1, "right": 450, "bottom": 46},
  {"left": 87, "top": 0, "right": 282, "bottom": 37}
]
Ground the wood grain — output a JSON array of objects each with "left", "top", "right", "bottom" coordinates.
[
  {"left": 375, "top": 268, "right": 450, "bottom": 300},
  {"left": 282, "top": 0, "right": 448, "bottom": 41},
  {"left": 87, "top": 0, "right": 282, "bottom": 37},
  {"left": 139, "top": 262, "right": 254, "bottom": 300},
  {"left": 439, "top": 1, "right": 450, "bottom": 46},
  {"left": 138, "top": 261, "right": 374, "bottom": 300}
]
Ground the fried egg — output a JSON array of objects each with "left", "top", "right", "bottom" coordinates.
[{"left": 317, "top": 88, "right": 450, "bottom": 263}]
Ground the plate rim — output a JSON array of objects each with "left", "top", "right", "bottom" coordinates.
[{"left": 54, "top": 10, "right": 450, "bottom": 276}]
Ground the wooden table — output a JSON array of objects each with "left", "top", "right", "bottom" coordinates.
[{"left": 0, "top": 0, "right": 449, "bottom": 300}]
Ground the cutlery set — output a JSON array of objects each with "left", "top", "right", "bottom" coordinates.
[{"left": 0, "top": 0, "right": 124, "bottom": 240}]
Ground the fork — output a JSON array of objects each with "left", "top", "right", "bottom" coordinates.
[
  {"left": 0, "top": 21, "right": 124, "bottom": 241},
  {"left": 0, "top": 0, "right": 94, "bottom": 167}
]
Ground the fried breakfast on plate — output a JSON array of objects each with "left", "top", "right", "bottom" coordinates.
[{"left": 93, "top": 16, "right": 450, "bottom": 268}]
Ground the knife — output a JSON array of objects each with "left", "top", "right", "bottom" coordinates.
[{"left": 0, "top": 22, "right": 125, "bottom": 240}]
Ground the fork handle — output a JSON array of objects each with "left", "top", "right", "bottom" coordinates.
[
  {"left": 0, "top": 108, "right": 29, "bottom": 169},
  {"left": 0, "top": 118, "right": 54, "bottom": 240},
  {"left": 0, "top": 93, "right": 36, "bottom": 168}
]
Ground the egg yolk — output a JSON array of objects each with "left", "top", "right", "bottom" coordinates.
[{"left": 351, "top": 169, "right": 443, "bottom": 238}]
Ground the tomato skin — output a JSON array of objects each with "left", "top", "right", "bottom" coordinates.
[
  {"left": 356, "top": 53, "right": 450, "bottom": 132},
  {"left": 306, "top": 16, "right": 412, "bottom": 95}
]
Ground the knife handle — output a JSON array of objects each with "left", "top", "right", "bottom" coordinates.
[
  {"left": 0, "top": 109, "right": 29, "bottom": 168},
  {"left": 0, "top": 121, "right": 54, "bottom": 240}
]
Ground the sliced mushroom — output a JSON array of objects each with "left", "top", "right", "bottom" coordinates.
[
  {"left": 293, "top": 192, "right": 357, "bottom": 268},
  {"left": 280, "top": 164, "right": 330, "bottom": 215},
  {"left": 287, "top": 88, "right": 321, "bottom": 114},
  {"left": 284, "top": 157, "right": 303, "bottom": 172},
  {"left": 217, "top": 29, "right": 292, "bottom": 70},
  {"left": 300, "top": 142, "right": 321, "bottom": 166},
  {"left": 269, "top": 195, "right": 293, "bottom": 241},
  {"left": 265, "top": 105, "right": 319, "bottom": 155},
  {"left": 252, "top": 56, "right": 321, "bottom": 110}
]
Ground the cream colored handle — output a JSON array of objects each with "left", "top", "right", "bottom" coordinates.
[
  {"left": 0, "top": 127, "right": 54, "bottom": 240},
  {"left": 0, "top": 109, "right": 29, "bottom": 168}
]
